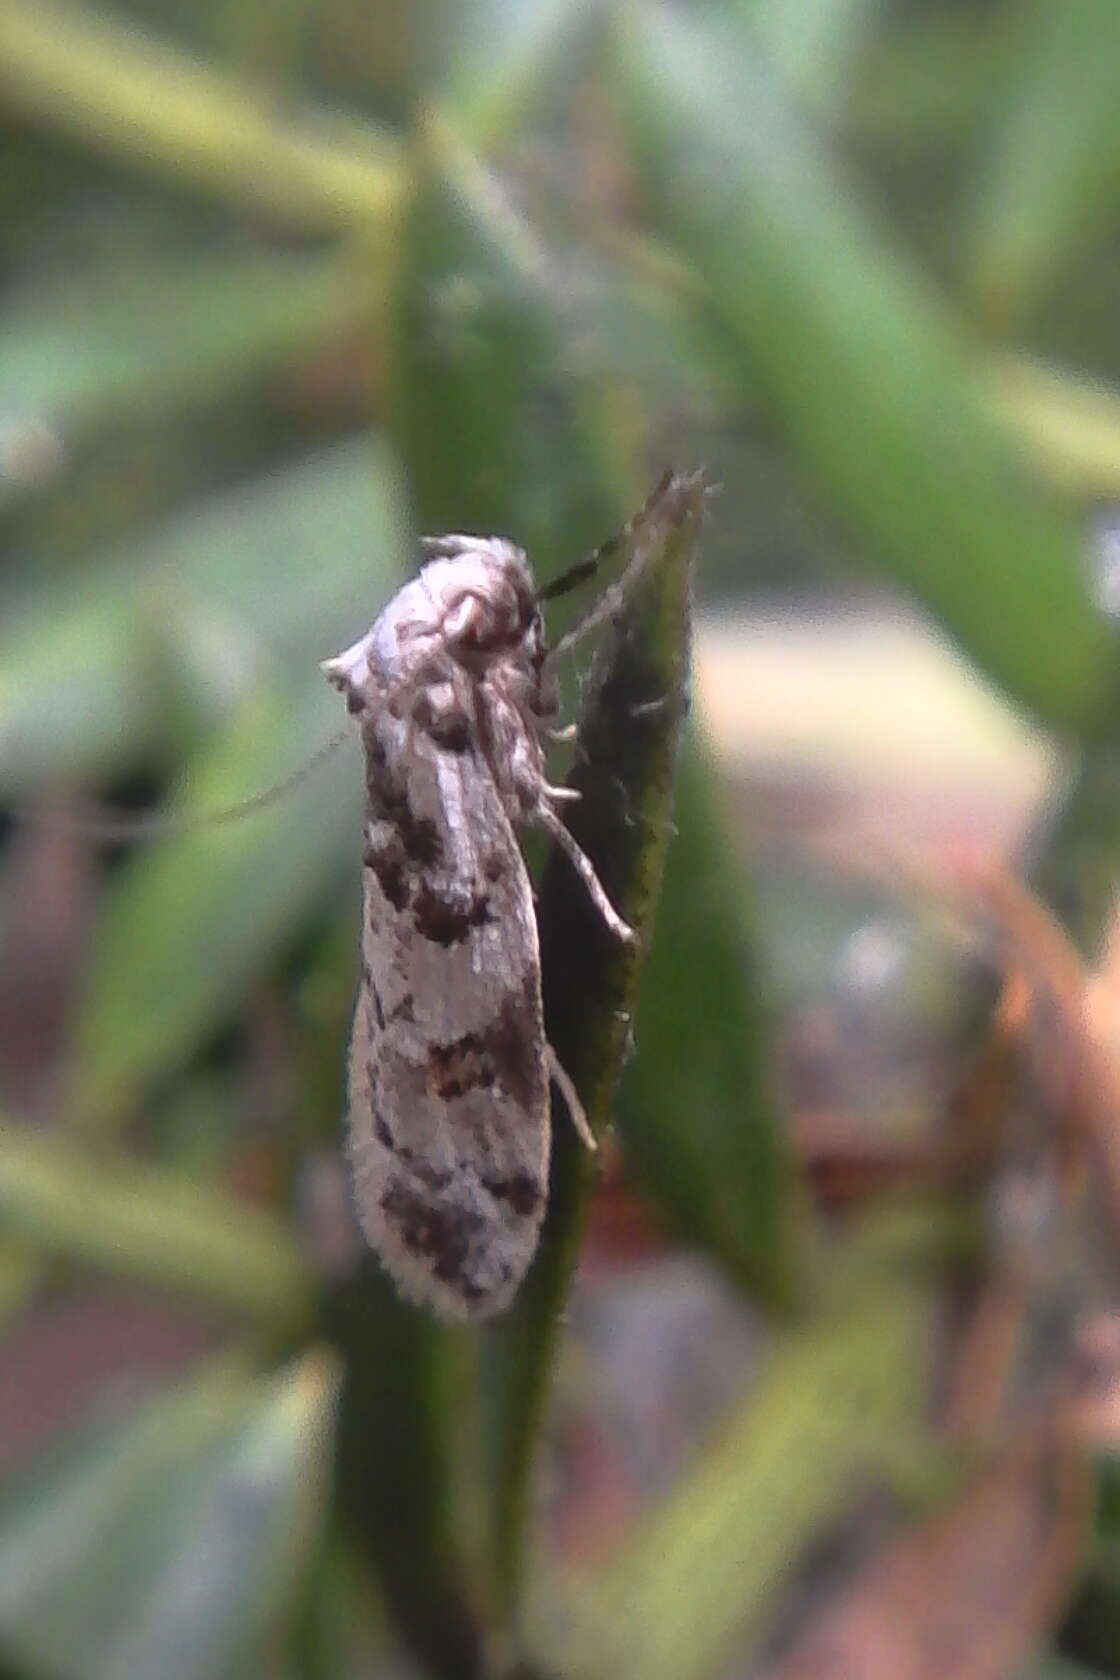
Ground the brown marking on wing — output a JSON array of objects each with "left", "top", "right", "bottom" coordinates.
[
  {"left": 483, "top": 849, "right": 506, "bottom": 883},
  {"left": 481, "top": 1172, "right": 541, "bottom": 1216},
  {"left": 364, "top": 840, "right": 409, "bottom": 912},
  {"left": 485, "top": 974, "right": 544, "bottom": 1113},
  {"left": 411, "top": 692, "right": 474, "bottom": 754},
  {"left": 363, "top": 733, "right": 442, "bottom": 867},
  {"left": 379, "top": 1182, "right": 488, "bottom": 1298},
  {"left": 428, "top": 1033, "right": 497, "bottom": 1100},
  {"left": 412, "top": 883, "right": 492, "bottom": 946},
  {"left": 389, "top": 991, "right": 415, "bottom": 1023},
  {"left": 427, "top": 976, "right": 542, "bottom": 1111}
]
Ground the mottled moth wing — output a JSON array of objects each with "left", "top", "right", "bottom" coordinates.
[{"left": 349, "top": 711, "right": 549, "bottom": 1319}]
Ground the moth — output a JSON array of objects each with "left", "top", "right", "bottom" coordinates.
[{"left": 321, "top": 487, "right": 671, "bottom": 1321}]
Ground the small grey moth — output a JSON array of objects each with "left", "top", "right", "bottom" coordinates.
[{"left": 321, "top": 484, "right": 674, "bottom": 1320}]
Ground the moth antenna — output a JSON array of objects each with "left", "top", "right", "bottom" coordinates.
[
  {"left": 535, "top": 555, "right": 600, "bottom": 604},
  {"left": 18, "top": 723, "right": 353, "bottom": 845},
  {"left": 549, "top": 467, "right": 679, "bottom": 660}
]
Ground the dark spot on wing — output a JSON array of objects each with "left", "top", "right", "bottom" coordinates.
[
  {"left": 346, "top": 688, "right": 366, "bottom": 716},
  {"left": 412, "top": 884, "right": 491, "bottom": 946},
  {"left": 484, "top": 975, "right": 545, "bottom": 1113},
  {"left": 379, "top": 1182, "right": 485, "bottom": 1290},
  {"left": 428, "top": 979, "right": 542, "bottom": 1112},
  {"left": 374, "top": 1107, "right": 394, "bottom": 1149},
  {"left": 428, "top": 1033, "right": 497, "bottom": 1100},
  {"left": 390, "top": 991, "right": 415, "bottom": 1023},
  {"left": 483, "top": 850, "right": 506, "bottom": 883},
  {"left": 369, "top": 982, "right": 386, "bottom": 1031},
  {"left": 428, "top": 712, "right": 473, "bottom": 753},
  {"left": 412, "top": 693, "right": 474, "bottom": 754},
  {"left": 366, "top": 846, "right": 409, "bottom": 913},
  {"left": 364, "top": 736, "right": 442, "bottom": 868},
  {"left": 482, "top": 1172, "right": 541, "bottom": 1217}
]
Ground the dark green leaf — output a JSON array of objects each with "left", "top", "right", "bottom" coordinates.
[
  {"left": 345, "top": 108, "right": 638, "bottom": 1670},
  {"left": 618, "top": 736, "right": 800, "bottom": 1311},
  {"left": 326, "top": 1267, "right": 487, "bottom": 1680},
  {"left": 387, "top": 109, "right": 620, "bottom": 576},
  {"left": 485, "top": 471, "right": 702, "bottom": 1623}
]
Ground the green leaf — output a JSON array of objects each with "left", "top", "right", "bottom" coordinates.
[
  {"left": 485, "top": 472, "right": 702, "bottom": 1625},
  {"left": 739, "top": 0, "right": 888, "bottom": 115},
  {"left": 618, "top": 736, "right": 800, "bottom": 1311},
  {"left": 965, "top": 0, "right": 1120, "bottom": 330},
  {"left": 0, "top": 1122, "right": 313, "bottom": 1330},
  {"left": 0, "top": 250, "right": 361, "bottom": 432},
  {"left": 387, "top": 109, "right": 621, "bottom": 574},
  {"left": 560, "top": 1272, "right": 931, "bottom": 1680},
  {"left": 319, "top": 111, "right": 631, "bottom": 1678},
  {"left": 984, "top": 354, "right": 1120, "bottom": 499},
  {"left": 326, "top": 1268, "right": 487, "bottom": 1680},
  {"left": 68, "top": 677, "right": 360, "bottom": 1131},
  {"left": 0, "top": 0, "right": 399, "bottom": 233},
  {"left": 619, "top": 4, "right": 1114, "bottom": 734},
  {"left": 0, "top": 1352, "right": 334, "bottom": 1680},
  {"left": 441, "top": 0, "right": 606, "bottom": 152},
  {"left": 0, "top": 435, "right": 407, "bottom": 787}
]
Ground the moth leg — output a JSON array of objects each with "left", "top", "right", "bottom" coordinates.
[
  {"left": 547, "top": 723, "right": 578, "bottom": 743},
  {"left": 546, "top": 1043, "right": 596, "bottom": 1150},
  {"left": 536, "top": 803, "right": 635, "bottom": 944}
]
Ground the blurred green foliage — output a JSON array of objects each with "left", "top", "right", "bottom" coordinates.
[{"left": 3, "top": 2, "right": 1120, "bottom": 1677}]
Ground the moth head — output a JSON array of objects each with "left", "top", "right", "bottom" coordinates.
[{"left": 418, "top": 536, "right": 540, "bottom": 666}]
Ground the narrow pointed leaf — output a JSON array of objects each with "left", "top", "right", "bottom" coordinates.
[
  {"left": 739, "top": 0, "right": 888, "bottom": 115},
  {"left": 619, "top": 4, "right": 1113, "bottom": 734},
  {"left": 0, "top": 0, "right": 399, "bottom": 233},
  {"left": 388, "top": 109, "right": 619, "bottom": 573},
  {"left": 326, "top": 1266, "right": 487, "bottom": 1680},
  {"left": 618, "top": 736, "right": 800, "bottom": 1310},
  {"left": 562, "top": 1273, "right": 931, "bottom": 1680},
  {"left": 0, "top": 251, "right": 360, "bottom": 432},
  {"left": 322, "top": 112, "right": 629, "bottom": 1677},
  {"left": 343, "top": 108, "right": 635, "bottom": 1670},
  {"left": 0, "top": 1122, "right": 313, "bottom": 1330},
  {"left": 486, "top": 471, "right": 702, "bottom": 1621},
  {"left": 68, "top": 678, "right": 360, "bottom": 1131},
  {"left": 0, "top": 436, "right": 405, "bottom": 787},
  {"left": 0, "top": 1353, "right": 334, "bottom": 1680},
  {"left": 966, "top": 0, "right": 1120, "bottom": 329},
  {"left": 442, "top": 0, "right": 604, "bottom": 151}
]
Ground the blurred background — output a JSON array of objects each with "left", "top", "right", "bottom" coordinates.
[{"left": 3, "top": 1, "right": 1120, "bottom": 1676}]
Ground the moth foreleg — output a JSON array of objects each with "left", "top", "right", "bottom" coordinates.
[
  {"left": 546, "top": 1043, "right": 596, "bottom": 1150},
  {"left": 536, "top": 802, "right": 634, "bottom": 944}
]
